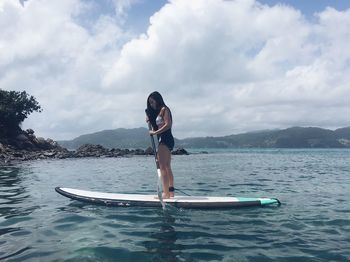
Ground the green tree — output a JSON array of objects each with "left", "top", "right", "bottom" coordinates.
[{"left": 0, "top": 89, "right": 42, "bottom": 137}]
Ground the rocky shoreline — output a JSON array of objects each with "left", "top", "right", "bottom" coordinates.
[{"left": 0, "top": 129, "right": 189, "bottom": 165}]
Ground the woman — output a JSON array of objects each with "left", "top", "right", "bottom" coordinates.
[{"left": 146, "top": 91, "right": 175, "bottom": 199}]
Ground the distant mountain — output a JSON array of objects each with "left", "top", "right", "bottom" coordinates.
[
  {"left": 57, "top": 126, "right": 350, "bottom": 149},
  {"left": 177, "top": 127, "right": 350, "bottom": 148},
  {"left": 334, "top": 127, "right": 350, "bottom": 139},
  {"left": 58, "top": 128, "right": 151, "bottom": 149}
]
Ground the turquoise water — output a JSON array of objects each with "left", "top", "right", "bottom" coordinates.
[{"left": 0, "top": 149, "right": 349, "bottom": 261}]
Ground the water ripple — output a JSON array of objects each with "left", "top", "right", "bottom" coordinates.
[{"left": 0, "top": 150, "right": 350, "bottom": 261}]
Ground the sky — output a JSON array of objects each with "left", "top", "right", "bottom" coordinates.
[{"left": 1, "top": 0, "right": 350, "bottom": 140}]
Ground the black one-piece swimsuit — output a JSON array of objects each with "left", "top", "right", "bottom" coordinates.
[{"left": 156, "top": 112, "right": 174, "bottom": 151}]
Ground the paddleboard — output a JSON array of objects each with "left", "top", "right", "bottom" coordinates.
[{"left": 55, "top": 187, "right": 281, "bottom": 209}]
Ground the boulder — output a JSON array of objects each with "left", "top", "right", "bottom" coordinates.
[
  {"left": 16, "top": 134, "right": 29, "bottom": 141},
  {"left": 133, "top": 149, "right": 145, "bottom": 155},
  {"left": 110, "top": 148, "right": 124, "bottom": 157},
  {"left": 75, "top": 144, "right": 110, "bottom": 157},
  {"left": 26, "top": 129, "right": 35, "bottom": 135},
  {"left": 46, "top": 138, "right": 58, "bottom": 147},
  {"left": 172, "top": 148, "right": 189, "bottom": 155},
  {"left": 55, "top": 148, "right": 74, "bottom": 159},
  {"left": 144, "top": 147, "right": 154, "bottom": 155},
  {"left": 43, "top": 151, "right": 56, "bottom": 157},
  {"left": 35, "top": 137, "right": 55, "bottom": 150},
  {"left": 13, "top": 152, "right": 24, "bottom": 158},
  {"left": 26, "top": 129, "right": 36, "bottom": 140},
  {"left": 14, "top": 134, "right": 36, "bottom": 150}
]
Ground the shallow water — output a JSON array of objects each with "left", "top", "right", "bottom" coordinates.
[{"left": 0, "top": 149, "right": 349, "bottom": 261}]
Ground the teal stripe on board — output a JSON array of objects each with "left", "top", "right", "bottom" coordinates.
[
  {"left": 236, "top": 198, "right": 278, "bottom": 206},
  {"left": 237, "top": 198, "right": 262, "bottom": 202},
  {"left": 260, "top": 199, "right": 278, "bottom": 205}
]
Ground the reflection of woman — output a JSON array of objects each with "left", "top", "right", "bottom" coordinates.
[{"left": 146, "top": 91, "right": 175, "bottom": 199}]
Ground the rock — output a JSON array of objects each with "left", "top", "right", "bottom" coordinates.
[
  {"left": 117, "top": 149, "right": 131, "bottom": 156},
  {"left": 35, "top": 137, "right": 55, "bottom": 150},
  {"left": 55, "top": 148, "right": 74, "bottom": 159},
  {"left": 46, "top": 138, "right": 58, "bottom": 147},
  {"left": 14, "top": 134, "right": 36, "bottom": 150},
  {"left": 74, "top": 144, "right": 110, "bottom": 157},
  {"left": 110, "top": 148, "right": 124, "bottom": 157},
  {"left": 13, "top": 152, "right": 24, "bottom": 158},
  {"left": 43, "top": 151, "right": 56, "bottom": 157},
  {"left": 123, "top": 149, "right": 130, "bottom": 154},
  {"left": 26, "top": 129, "right": 36, "bottom": 140},
  {"left": 134, "top": 149, "right": 145, "bottom": 155},
  {"left": 145, "top": 147, "right": 154, "bottom": 155},
  {"left": 26, "top": 129, "right": 34, "bottom": 135},
  {"left": 16, "top": 134, "right": 28, "bottom": 141},
  {"left": 172, "top": 148, "right": 189, "bottom": 155},
  {"left": 0, "top": 128, "right": 191, "bottom": 165}
]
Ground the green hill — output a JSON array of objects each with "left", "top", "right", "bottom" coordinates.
[
  {"left": 58, "top": 126, "right": 350, "bottom": 149},
  {"left": 58, "top": 128, "right": 151, "bottom": 149},
  {"left": 177, "top": 127, "right": 350, "bottom": 148}
]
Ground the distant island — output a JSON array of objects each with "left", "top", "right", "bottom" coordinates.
[{"left": 58, "top": 126, "right": 350, "bottom": 149}]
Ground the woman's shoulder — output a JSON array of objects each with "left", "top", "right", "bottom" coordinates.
[
  {"left": 157, "top": 107, "right": 169, "bottom": 119},
  {"left": 160, "top": 106, "right": 168, "bottom": 114}
]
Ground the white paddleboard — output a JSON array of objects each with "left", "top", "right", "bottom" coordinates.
[{"left": 55, "top": 187, "right": 281, "bottom": 209}]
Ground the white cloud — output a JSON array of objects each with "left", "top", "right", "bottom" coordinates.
[
  {"left": 0, "top": 0, "right": 133, "bottom": 139},
  {"left": 104, "top": 0, "right": 350, "bottom": 137},
  {"left": 111, "top": 0, "right": 140, "bottom": 19},
  {"left": 1, "top": 0, "right": 350, "bottom": 140}
]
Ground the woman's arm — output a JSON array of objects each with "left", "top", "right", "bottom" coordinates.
[{"left": 150, "top": 107, "right": 172, "bottom": 135}]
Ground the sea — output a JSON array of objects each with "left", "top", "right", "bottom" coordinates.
[{"left": 0, "top": 149, "right": 349, "bottom": 262}]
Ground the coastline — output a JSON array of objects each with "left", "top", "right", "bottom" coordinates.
[{"left": 0, "top": 143, "right": 189, "bottom": 165}]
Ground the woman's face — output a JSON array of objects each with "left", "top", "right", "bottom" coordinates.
[{"left": 149, "top": 97, "right": 157, "bottom": 110}]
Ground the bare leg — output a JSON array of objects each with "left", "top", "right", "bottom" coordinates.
[
  {"left": 158, "top": 144, "right": 173, "bottom": 199},
  {"left": 167, "top": 165, "right": 174, "bottom": 197}
]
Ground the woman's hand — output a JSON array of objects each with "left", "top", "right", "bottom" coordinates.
[{"left": 149, "top": 130, "right": 157, "bottom": 135}]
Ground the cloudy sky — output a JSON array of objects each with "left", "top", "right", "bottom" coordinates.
[{"left": 1, "top": 0, "right": 350, "bottom": 140}]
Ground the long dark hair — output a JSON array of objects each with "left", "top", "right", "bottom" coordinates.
[{"left": 146, "top": 91, "right": 169, "bottom": 130}]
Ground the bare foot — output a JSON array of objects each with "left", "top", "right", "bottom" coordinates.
[
  {"left": 169, "top": 192, "right": 174, "bottom": 198},
  {"left": 162, "top": 192, "right": 170, "bottom": 199},
  {"left": 154, "top": 193, "right": 170, "bottom": 199}
]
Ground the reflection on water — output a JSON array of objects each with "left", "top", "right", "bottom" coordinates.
[
  {"left": 0, "top": 166, "right": 41, "bottom": 261},
  {"left": 143, "top": 210, "right": 178, "bottom": 261},
  {"left": 0, "top": 166, "right": 32, "bottom": 218}
]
